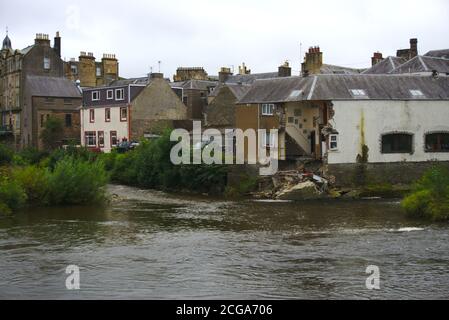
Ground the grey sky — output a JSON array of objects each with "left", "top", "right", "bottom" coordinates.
[{"left": 1, "top": 0, "right": 448, "bottom": 79}]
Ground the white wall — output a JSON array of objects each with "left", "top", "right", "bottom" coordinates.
[
  {"left": 328, "top": 100, "right": 449, "bottom": 164},
  {"left": 80, "top": 107, "right": 128, "bottom": 153}
]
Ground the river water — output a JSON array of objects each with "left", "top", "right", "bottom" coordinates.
[{"left": 0, "top": 184, "right": 448, "bottom": 300}]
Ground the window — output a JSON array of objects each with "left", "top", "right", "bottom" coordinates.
[
  {"left": 40, "top": 114, "right": 44, "bottom": 128},
  {"left": 89, "top": 109, "right": 95, "bottom": 123},
  {"left": 329, "top": 134, "right": 338, "bottom": 151},
  {"left": 289, "top": 90, "right": 302, "bottom": 98},
  {"left": 115, "top": 88, "right": 124, "bottom": 101},
  {"left": 65, "top": 114, "right": 72, "bottom": 127},
  {"left": 96, "top": 67, "right": 102, "bottom": 77},
  {"left": 71, "top": 65, "right": 78, "bottom": 75},
  {"left": 45, "top": 98, "right": 55, "bottom": 104},
  {"left": 410, "top": 89, "right": 425, "bottom": 98},
  {"left": 120, "top": 107, "right": 128, "bottom": 121},
  {"left": 350, "top": 89, "right": 368, "bottom": 98},
  {"left": 92, "top": 91, "right": 100, "bottom": 101},
  {"left": 294, "top": 109, "right": 302, "bottom": 117},
  {"left": 107, "top": 90, "right": 113, "bottom": 100},
  {"left": 64, "top": 98, "right": 72, "bottom": 105},
  {"left": 85, "top": 131, "right": 97, "bottom": 147},
  {"left": 381, "top": 133, "right": 413, "bottom": 154},
  {"left": 288, "top": 117, "right": 294, "bottom": 124},
  {"left": 261, "top": 104, "right": 275, "bottom": 116},
  {"left": 263, "top": 132, "right": 276, "bottom": 148},
  {"left": 110, "top": 131, "right": 118, "bottom": 147},
  {"left": 43, "top": 57, "right": 50, "bottom": 70},
  {"left": 105, "top": 108, "right": 111, "bottom": 122},
  {"left": 425, "top": 132, "right": 449, "bottom": 152},
  {"left": 98, "top": 131, "right": 105, "bottom": 148}
]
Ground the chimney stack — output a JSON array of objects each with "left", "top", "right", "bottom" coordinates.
[
  {"left": 35, "top": 33, "right": 50, "bottom": 46},
  {"left": 371, "top": 52, "right": 383, "bottom": 66},
  {"left": 150, "top": 72, "right": 164, "bottom": 79},
  {"left": 218, "top": 67, "right": 233, "bottom": 83},
  {"left": 278, "top": 61, "right": 292, "bottom": 77},
  {"left": 410, "top": 38, "right": 418, "bottom": 58},
  {"left": 238, "top": 63, "right": 251, "bottom": 75},
  {"left": 301, "top": 46, "right": 323, "bottom": 76},
  {"left": 53, "top": 31, "right": 61, "bottom": 57}
]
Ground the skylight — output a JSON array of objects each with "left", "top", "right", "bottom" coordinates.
[
  {"left": 350, "top": 89, "right": 368, "bottom": 97},
  {"left": 410, "top": 89, "right": 425, "bottom": 98},
  {"left": 289, "top": 90, "right": 303, "bottom": 98}
]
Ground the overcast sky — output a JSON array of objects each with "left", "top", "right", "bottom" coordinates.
[{"left": 1, "top": 0, "right": 448, "bottom": 79}]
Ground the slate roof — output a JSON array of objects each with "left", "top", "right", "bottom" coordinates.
[
  {"left": 209, "top": 82, "right": 251, "bottom": 99},
  {"left": 170, "top": 79, "right": 218, "bottom": 90},
  {"left": 390, "top": 56, "right": 449, "bottom": 74},
  {"left": 319, "top": 64, "right": 365, "bottom": 74},
  {"left": 237, "top": 74, "right": 449, "bottom": 104},
  {"left": 425, "top": 49, "right": 449, "bottom": 59},
  {"left": 225, "top": 72, "right": 280, "bottom": 85},
  {"left": 362, "top": 56, "right": 407, "bottom": 74},
  {"left": 110, "top": 77, "right": 150, "bottom": 86},
  {"left": 26, "top": 76, "right": 81, "bottom": 98}
]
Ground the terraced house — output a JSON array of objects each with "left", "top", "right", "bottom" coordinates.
[{"left": 81, "top": 73, "right": 187, "bottom": 152}]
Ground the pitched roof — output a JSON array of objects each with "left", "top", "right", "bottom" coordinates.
[
  {"left": 425, "top": 49, "right": 449, "bottom": 59},
  {"left": 170, "top": 79, "right": 218, "bottom": 90},
  {"left": 362, "top": 56, "right": 407, "bottom": 74},
  {"left": 390, "top": 56, "right": 449, "bottom": 74},
  {"left": 237, "top": 74, "right": 449, "bottom": 104},
  {"left": 319, "top": 64, "right": 365, "bottom": 74},
  {"left": 225, "top": 72, "right": 279, "bottom": 84},
  {"left": 110, "top": 77, "right": 149, "bottom": 86},
  {"left": 26, "top": 76, "right": 81, "bottom": 98},
  {"left": 209, "top": 82, "right": 251, "bottom": 99}
]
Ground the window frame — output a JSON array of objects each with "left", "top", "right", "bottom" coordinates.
[
  {"left": 329, "top": 134, "right": 339, "bottom": 151},
  {"left": 115, "top": 88, "right": 125, "bottom": 101},
  {"left": 98, "top": 131, "right": 105, "bottom": 148},
  {"left": 85, "top": 131, "right": 97, "bottom": 147},
  {"left": 92, "top": 91, "right": 100, "bottom": 101},
  {"left": 261, "top": 104, "right": 275, "bottom": 116},
  {"left": 105, "top": 108, "right": 111, "bottom": 122},
  {"left": 120, "top": 107, "right": 128, "bottom": 122},
  {"left": 110, "top": 131, "right": 118, "bottom": 147},
  {"left": 381, "top": 132, "right": 414, "bottom": 154},
  {"left": 43, "top": 57, "right": 50, "bottom": 70},
  {"left": 89, "top": 109, "right": 95, "bottom": 123},
  {"left": 65, "top": 114, "right": 72, "bottom": 127},
  {"left": 424, "top": 131, "right": 449, "bottom": 153},
  {"left": 106, "top": 90, "right": 114, "bottom": 100}
]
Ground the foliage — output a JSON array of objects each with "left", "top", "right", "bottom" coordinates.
[
  {"left": 0, "top": 170, "right": 27, "bottom": 214},
  {"left": 46, "top": 156, "right": 109, "bottom": 205},
  {"left": 40, "top": 117, "right": 64, "bottom": 151},
  {"left": 47, "top": 145, "right": 98, "bottom": 170},
  {"left": 110, "top": 151, "right": 138, "bottom": 186},
  {"left": 12, "top": 165, "right": 50, "bottom": 205},
  {"left": 0, "top": 143, "right": 13, "bottom": 165},
  {"left": 401, "top": 166, "right": 449, "bottom": 221},
  {"left": 224, "top": 173, "right": 258, "bottom": 198}
]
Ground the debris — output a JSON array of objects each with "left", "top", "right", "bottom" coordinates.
[{"left": 275, "top": 181, "right": 323, "bottom": 201}]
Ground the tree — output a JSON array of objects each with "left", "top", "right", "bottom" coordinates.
[{"left": 40, "top": 117, "right": 64, "bottom": 151}]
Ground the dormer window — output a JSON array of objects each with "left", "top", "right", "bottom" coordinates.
[
  {"left": 43, "top": 57, "right": 50, "bottom": 70},
  {"left": 410, "top": 89, "right": 425, "bottom": 98},
  {"left": 289, "top": 90, "right": 303, "bottom": 99},
  {"left": 115, "top": 88, "right": 124, "bottom": 101},
  {"left": 350, "top": 89, "right": 368, "bottom": 98},
  {"left": 92, "top": 91, "right": 100, "bottom": 101},
  {"left": 107, "top": 90, "right": 113, "bottom": 100}
]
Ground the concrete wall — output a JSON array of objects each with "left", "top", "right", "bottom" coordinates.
[{"left": 328, "top": 100, "right": 449, "bottom": 164}]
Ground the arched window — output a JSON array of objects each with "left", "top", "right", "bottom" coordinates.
[
  {"left": 425, "top": 132, "right": 449, "bottom": 152},
  {"left": 381, "top": 133, "right": 413, "bottom": 154}
]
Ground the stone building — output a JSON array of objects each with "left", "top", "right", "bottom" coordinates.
[
  {"left": 81, "top": 73, "right": 187, "bottom": 152},
  {"left": 65, "top": 52, "right": 119, "bottom": 88},
  {"left": 0, "top": 31, "right": 81, "bottom": 149},
  {"left": 173, "top": 67, "right": 210, "bottom": 82}
]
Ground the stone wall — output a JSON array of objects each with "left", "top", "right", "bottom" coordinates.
[{"left": 328, "top": 161, "right": 449, "bottom": 187}]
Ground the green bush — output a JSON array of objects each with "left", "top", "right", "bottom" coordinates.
[
  {"left": 40, "top": 117, "right": 64, "bottom": 151},
  {"left": 16, "top": 147, "right": 48, "bottom": 165},
  {"left": 0, "top": 144, "right": 13, "bottom": 165},
  {"left": 0, "top": 172, "right": 27, "bottom": 214},
  {"left": 401, "top": 166, "right": 449, "bottom": 221},
  {"left": 12, "top": 165, "right": 50, "bottom": 205},
  {"left": 47, "top": 146, "right": 98, "bottom": 170},
  {"left": 47, "top": 157, "right": 109, "bottom": 205},
  {"left": 111, "top": 151, "right": 138, "bottom": 185}
]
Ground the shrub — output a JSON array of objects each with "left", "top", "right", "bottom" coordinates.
[
  {"left": 0, "top": 173, "right": 27, "bottom": 214},
  {"left": 40, "top": 117, "right": 64, "bottom": 151},
  {"left": 12, "top": 166, "right": 50, "bottom": 205},
  {"left": 16, "top": 147, "right": 48, "bottom": 165},
  {"left": 47, "top": 157, "right": 109, "bottom": 205},
  {"left": 401, "top": 166, "right": 449, "bottom": 221},
  {"left": 0, "top": 144, "right": 13, "bottom": 165},
  {"left": 47, "top": 145, "right": 98, "bottom": 170},
  {"left": 111, "top": 151, "right": 138, "bottom": 185}
]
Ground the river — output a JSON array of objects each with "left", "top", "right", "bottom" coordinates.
[{"left": 0, "top": 184, "right": 448, "bottom": 300}]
